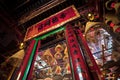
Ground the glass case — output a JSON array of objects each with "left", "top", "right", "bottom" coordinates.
[
  {"left": 31, "top": 38, "right": 73, "bottom": 80},
  {"left": 85, "top": 27, "right": 120, "bottom": 79}
]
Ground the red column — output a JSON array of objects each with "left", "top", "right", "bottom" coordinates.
[
  {"left": 75, "top": 28, "right": 104, "bottom": 80},
  {"left": 27, "top": 40, "right": 41, "bottom": 80},
  {"left": 16, "top": 40, "right": 36, "bottom": 80},
  {"left": 65, "top": 24, "right": 91, "bottom": 80}
]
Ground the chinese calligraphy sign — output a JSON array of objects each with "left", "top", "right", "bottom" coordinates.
[{"left": 24, "top": 5, "right": 80, "bottom": 41}]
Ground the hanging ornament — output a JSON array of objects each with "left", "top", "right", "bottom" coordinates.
[
  {"left": 55, "top": 65, "right": 62, "bottom": 75},
  {"left": 65, "top": 63, "right": 71, "bottom": 74},
  {"left": 42, "top": 49, "right": 54, "bottom": 65},
  {"left": 54, "top": 52, "right": 63, "bottom": 59},
  {"left": 47, "top": 68, "right": 53, "bottom": 76},
  {"left": 54, "top": 44, "right": 63, "bottom": 59},
  {"left": 63, "top": 46, "right": 69, "bottom": 62},
  {"left": 63, "top": 55, "right": 69, "bottom": 62},
  {"left": 64, "top": 47, "right": 68, "bottom": 56},
  {"left": 87, "top": 13, "right": 95, "bottom": 21},
  {"left": 55, "top": 44, "right": 63, "bottom": 52}
]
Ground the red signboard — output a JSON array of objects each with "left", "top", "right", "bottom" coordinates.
[{"left": 24, "top": 5, "right": 80, "bottom": 41}]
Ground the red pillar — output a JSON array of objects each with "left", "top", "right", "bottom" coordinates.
[
  {"left": 75, "top": 28, "right": 104, "bottom": 80},
  {"left": 27, "top": 40, "right": 41, "bottom": 80},
  {"left": 16, "top": 40, "right": 36, "bottom": 80},
  {"left": 65, "top": 24, "right": 91, "bottom": 80}
]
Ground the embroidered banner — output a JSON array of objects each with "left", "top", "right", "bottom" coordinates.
[{"left": 24, "top": 5, "right": 80, "bottom": 41}]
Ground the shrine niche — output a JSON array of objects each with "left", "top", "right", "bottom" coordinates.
[
  {"left": 31, "top": 41, "right": 72, "bottom": 80},
  {"left": 14, "top": 5, "right": 104, "bottom": 80}
]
